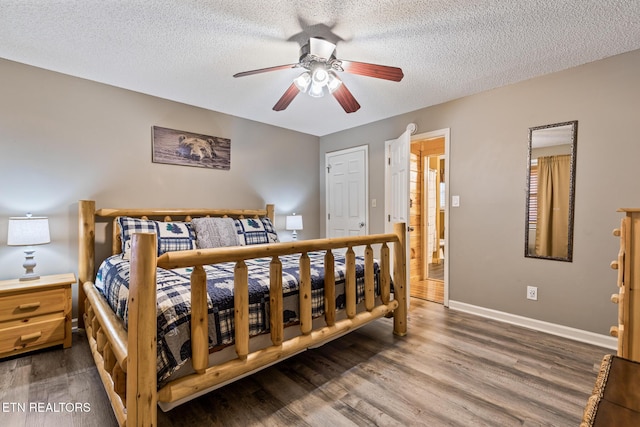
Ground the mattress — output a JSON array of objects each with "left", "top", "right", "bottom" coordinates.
[{"left": 94, "top": 251, "right": 379, "bottom": 386}]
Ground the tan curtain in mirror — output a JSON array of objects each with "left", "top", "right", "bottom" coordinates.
[{"left": 535, "top": 155, "right": 571, "bottom": 258}]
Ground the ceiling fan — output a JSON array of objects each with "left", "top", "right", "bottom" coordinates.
[{"left": 233, "top": 37, "right": 404, "bottom": 113}]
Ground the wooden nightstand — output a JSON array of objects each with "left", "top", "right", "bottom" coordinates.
[{"left": 0, "top": 273, "right": 75, "bottom": 358}]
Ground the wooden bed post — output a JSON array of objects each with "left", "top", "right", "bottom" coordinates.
[
  {"left": 78, "top": 200, "right": 96, "bottom": 329},
  {"left": 345, "top": 247, "right": 356, "bottom": 319},
  {"left": 190, "top": 265, "right": 208, "bottom": 374},
  {"left": 393, "top": 223, "right": 408, "bottom": 336},
  {"left": 266, "top": 204, "right": 275, "bottom": 222},
  {"left": 269, "top": 257, "right": 284, "bottom": 345},
  {"left": 127, "top": 232, "right": 158, "bottom": 426}
]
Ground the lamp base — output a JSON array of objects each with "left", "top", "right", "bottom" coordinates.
[{"left": 20, "top": 247, "right": 39, "bottom": 281}]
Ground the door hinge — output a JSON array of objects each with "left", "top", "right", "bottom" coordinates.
[
  {"left": 328, "top": 213, "right": 331, "bottom": 220},
  {"left": 326, "top": 164, "right": 332, "bottom": 173},
  {"left": 388, "top": 214, "right": 391, "bottom": 222},
  {"left": 388, "top": 157, "right": 391, "bottom": 165}
]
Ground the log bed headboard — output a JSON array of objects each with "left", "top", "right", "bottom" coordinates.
[{"left": 77, "top": 200, "right": 275, "bottom": 328}]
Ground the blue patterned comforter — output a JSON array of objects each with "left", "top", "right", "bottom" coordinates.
[{"left": 94, "top": 251, "right": 379, "bottom": 386}]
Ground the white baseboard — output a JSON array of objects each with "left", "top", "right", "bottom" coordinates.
[{"left": 448, "top": 300, "right": 617, "bottom": 350}]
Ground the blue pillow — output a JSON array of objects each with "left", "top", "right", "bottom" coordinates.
[{"left": 234, "top": 217, "right": 279, "bottom": 245}]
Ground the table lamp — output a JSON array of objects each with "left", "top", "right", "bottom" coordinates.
[
  {"left": 285, "top": 213, "right": 303, "bottom": 240},
  {"left": 7, "top": 214, "right": 50, "bottom": 281}
]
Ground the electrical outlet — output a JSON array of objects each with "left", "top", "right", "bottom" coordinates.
[{"left": 527, "top": 286, "right": 538, "bottom": 301}]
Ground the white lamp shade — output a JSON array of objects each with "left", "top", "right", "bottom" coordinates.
[
  {"left": 7, "top": 216, "right": 51, "bottom": 246},
  {"left": 285, "top": 215, "right": 303, "bottom": 231}
]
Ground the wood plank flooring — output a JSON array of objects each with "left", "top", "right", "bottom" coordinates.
[
  {"left": 411, "top": 279, "right": 444, "bottom": 304},
  {"left": 0, "top": 299, "right": 609, "bottom": 426},
  {"left": 428, "top": 263, "right": 444, "bottom": 281}
]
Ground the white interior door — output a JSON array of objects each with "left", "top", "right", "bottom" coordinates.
[
  {"left": 385, "top": 123, "right": 415, "bottom": 301},
  {"left": 326, "top": 145, "right": 368, "bottom": 239}
]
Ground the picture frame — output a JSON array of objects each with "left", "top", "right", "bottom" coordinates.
[{"left": 151, "top": 125, "right": 231, "bottom": 170}]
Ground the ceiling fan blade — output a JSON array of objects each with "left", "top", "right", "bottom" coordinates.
[
  {"left": 233, "top": 63, "right": 298, "bottom": 78},
  {"left": 332, "top": 83, "right": 361, "bottom": 113},
  {"left": 340, "top": 60, "right": 404, "bottom": 82},
  {"left": 273, "top": 83, "right": 301, "bottom": 111}
]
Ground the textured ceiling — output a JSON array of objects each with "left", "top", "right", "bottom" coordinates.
[{"left": 1, "top": 1, "right": 639, "bottom": 136}]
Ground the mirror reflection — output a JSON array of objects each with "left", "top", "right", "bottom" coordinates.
[
  {"left": 525, "top": 121, "right": 577, "bottom": 261},
  {"left": 426, "top": 155, "right": 445, "bottom": 281}
]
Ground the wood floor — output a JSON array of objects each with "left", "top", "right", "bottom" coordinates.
[
  {"left": 411, "top": 279, "right": 444, "bottom": 304},
  {"left": 429, "top": 263, "right": 445, "bottom": 281},
  {"left": 411, "top": 263, "right": 445, "bottom": 304},
  {"left": 0, "top": 299, "right": 609, "bottom": 426}
]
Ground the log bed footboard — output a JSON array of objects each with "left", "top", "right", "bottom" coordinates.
[{"left": 78, "top": 200, "right": 407, "bottom": 427}]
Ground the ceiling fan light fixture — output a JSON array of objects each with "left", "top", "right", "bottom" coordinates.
[
  {"left": 294, "top": 72, "right": 311, "bottom": 92},
  {"left": 308, "top": 81, "right": 325, "bottom": 98},
  {"left": 311, "top": 67, "right": 329, "bottom": 86},
  {"left": 327, "top": 71, "right": 342, "bottom": 94}
]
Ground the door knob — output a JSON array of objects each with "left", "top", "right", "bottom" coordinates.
[
  {"left": 408, "top": 226, "right": 415, "bottom": 232},
  {"left": 359, "top": 222, "right": 365, "bottom": 228}
]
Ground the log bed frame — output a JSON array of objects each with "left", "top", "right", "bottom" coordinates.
[{"left": 77, "top": 200, "right": 407, "bottom": 426}]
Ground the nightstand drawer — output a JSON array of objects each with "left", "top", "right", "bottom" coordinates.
[
  {"left": 0, "top": 314, "right": 65, "bottom": 355},
  {"left": 0, "top": 288, "right": 67, "bottom": 322}
]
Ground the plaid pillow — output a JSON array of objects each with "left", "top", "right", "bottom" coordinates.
[
  {"left": 117, "top": 217, "right": 196, "bottom": 259},
  {"left": 234, "top": 217, "right": 279, "bottom": 245}
]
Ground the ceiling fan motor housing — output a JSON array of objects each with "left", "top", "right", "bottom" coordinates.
[
  {"left": 299, "top": 37, "right": 336, "bottom": 62},
  {"left": 299, "top": 40, "right": 343, "bottom": 77}
]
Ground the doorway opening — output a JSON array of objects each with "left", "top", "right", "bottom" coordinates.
[{"left": 410, "top": 136, "right": 446, "bottom": 304}]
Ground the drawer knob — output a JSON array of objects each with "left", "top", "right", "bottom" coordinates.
[
  {"left": 611, "top": 293, "right": 620, "bottom": 304},
  {"left": 611, "top": 261, "right": 619, "bottom": 270},
  {"left": 613, "top": 228, "right": 621, "bottom": 237},
  {"left": 20, "top": 331, "right": 42, "bottom": 342},
  {"left": 18, "top": 302, "right": 41, "bottom": 310},
  {"left": 610, "top": 326, "right": 619, "bottom": 337}
]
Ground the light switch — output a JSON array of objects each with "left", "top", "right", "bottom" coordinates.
[
  {"left": 371, "top": 199, "right": 377, "bottom": 208},
  {"left": 452, "top": 195, "right": 460, "bottom": 207}
]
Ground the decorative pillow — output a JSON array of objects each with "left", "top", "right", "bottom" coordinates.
[
  {"left": 234, "top": 217, "right": 279, "bottom": 245},
  {"left": 191, "top": 217, "right": 239, "bottom": 249},
  {"left": 117, "top": 217, "right": 196, "bottom": 259}
]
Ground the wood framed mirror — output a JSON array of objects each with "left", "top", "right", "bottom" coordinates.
[{"left": 524, "top": 120, "right": 578, "bottom": 261}]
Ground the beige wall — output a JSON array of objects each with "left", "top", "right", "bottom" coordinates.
[
  {"left": 320, "top": 49, "right": 640, "bottom": 335},
  {"left": 0, "top": 59, "right": 320, "bottom": 316}
]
